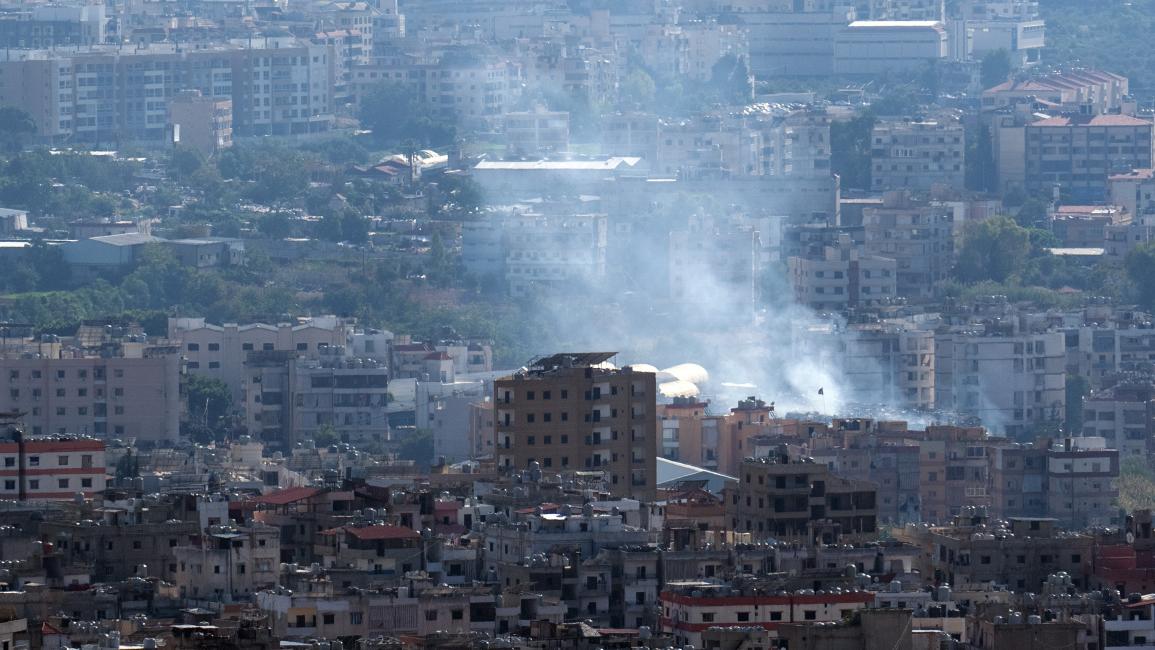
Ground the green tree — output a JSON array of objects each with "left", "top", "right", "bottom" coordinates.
[
  {"left": 709, "top": 55, "right": 754, "bottom": 105},
  {"left": 359, "top": 82, "right": 457, "bottom": 147},
  {"left": 620, "top": 68, "right": 657, "bottom": 110},
  {"left": 831, "top": 112, "right": 876, "bottom": 190},
  {"left": 981, "top": 49, "right": 1012, "bottom": 90},
  {"left": 184, "top": 375, "right": 234, "bottom": 442},
  {"left": 1126, "top": 242, "right": 1155, "bottom": 310},
  {"left": 0, "top": 107, "right": 36, "bottom": 152},
  {"left": 956, "top": 216, "right": 1031, "bottom": 283}
]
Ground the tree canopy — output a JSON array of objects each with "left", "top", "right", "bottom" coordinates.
[{"left": 955, "top": 216, "right": 1032, "bottom": 284}]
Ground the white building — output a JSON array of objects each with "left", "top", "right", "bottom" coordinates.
[
  {"left": 462, "top": 210, "right": 608, "bottom": 298},
  {"left": 834, "top": 21, "right": 948, "bottom": 76},
  {"left": 935, "top": 330, "right": 1066, "bottom": 437},
  {"left": 787, "top": 236, "right": 897, "bottom": 312}
]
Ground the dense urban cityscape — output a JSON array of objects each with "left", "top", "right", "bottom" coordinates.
[{"left": 1, "top": 0, "right": 1155, "bottom": 648}]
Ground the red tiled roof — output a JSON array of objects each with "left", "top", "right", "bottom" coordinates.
[
  {"left": 515, "top": 502, "right": 560, "bottom": 515},
  {"left": 42, "top": 622, "right": 64, "bottom": 635},
  {"left": 343, "top": 525, "right": 420, "bottom": 541},
  {"left": 250, "top": 486, "right": 321, "bottom": 506}
]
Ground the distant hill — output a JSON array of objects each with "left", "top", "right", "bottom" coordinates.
[{"left": 1041, "top": 0, "right": 1155, "bottom": 100}]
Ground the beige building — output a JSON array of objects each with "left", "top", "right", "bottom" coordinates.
[
  {"left": 0, "top": 353, "right": 181, "bottom": 442},
  {"left": 494, "top": 353, "right": 659, "bottom": 501},
  {"left": 1025, "top": 113, "right": 1154, "bottom": 202},
  {"left": 788, "top": 235, "right": 897, "bottom": 312},
  {"left": 173, "top": 524, "right": 281, "bottom": 601},
  {"left": 871, "top": 117, "right": 965, "bottom": 192},
  {"left": 862, "top": 192, "right": 954, "bottom": 300},
  {"left": 168, "top": 316, "right": 353, "bottom": 402},
  {"left": 503, "top": 108, "right": 569, "bottom": 155},
  {"left": 168, "top": 90, "right": 232, "bottom": 156}
]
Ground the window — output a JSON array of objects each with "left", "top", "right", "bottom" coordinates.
[
  {"left": 81, "top": 478, "right": 93, "bottom": 488},
  {"left": 28, "top": 480, "right": 38, "bottom": 490},
  {"left": 804, "top": 610, "right": 817, "bottom": 620},
  {"left": 322, "top": 614, "right": 335, "bottom": 625},
  {"left": 242, "top": 343, "right": 254, "bottom": 351},
  {"left": 2, "top": 481, "right": 12, "bottom": 491},
  {"left": 350, "top": 612, "right": 363, "bottom": 625},
  {"left": 58, "top": 479, "right": 69, "bottom": 489},
  {"left": 451, "top": 610, "right": 463, "bottom": 620},
  {"left": 28, "top": 456, "right": 38, "bottom": 467},
  {"left": 58, "top": 456, "right": 69, "bottom": 466},
  {"left": 297, "top": 343, "right": 308, "bottom": 351},
  {"left": 208, "top": 343, "right": 220, "bottom": 351},
  {"left": 425, "top": 611, "right": 438, "bottom": 621},
  {"left": 737, "top": 612, "right": 750, "bottom": 622},
  {"left": 133, "top": 540, "right": 142, "bottom": 550},
  {"left": 263, "top": 343, "right": 274, "bottom": 351},
  {"left": 701, "top": 613, "right": 715, "bottom": 623},
  {"left": 187, "top": 343, "right": 200, "bottom": 352},
  {"left": 3, "top": 458, "right": 13, "bottom": 468}
]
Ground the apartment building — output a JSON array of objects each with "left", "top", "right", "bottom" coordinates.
[
  {"left": 953, "top": 0, "right": 1045, "bottom": 68},
  {"left": 461, "top": 211, "right": 607, "bottom": 298},
  {"left": 787, "top": 236, "right": 898, "bottom": 312},
  {"left": 842, "top": 325, "right": 935, "bottom": 410},
  {"left": 493, "top": 353, "right": 659, "bottom": 500},
  {"left": 503, "top": 108, "right": 569, "bottom": 155},
  {"left": 168, "top": 90, "right": 233, "bottom": 156},
  {"left": 172, "top": 524, "right": 281, "bottom": 601},
  {"left": 747, "top": 108, "right": 832, "bottom": 179},
  {"left": 0, "top": 352, "right": 182, "bottom": 443},
  {"left": 728, "top": 454, "right": 878, "bottom": 543},
  {"left": 0, "top": 428, "right": 106, "bottom": 502},
  {"left": 242, "top": 350, "right": 389, "bottom": 449},
  {"left": 0, "top": 5, "right": 106, "bottom": 48},
  {"left": 660, "top": 582, "right": 875, "bottom": 647},
  {"left": 871, "top": 117, "right": 966, "bottom": 192},
  {"left": 870, "top": 0, "right": 944, "bottom": 20},
  {"left": 1024, "top": 113, "right": 1154, "bottom": 202},
  {"left": 1064, "top": 327, "right": 1155, "bottom": 389},
  {"left": 655, "top": 113, "right": 762, "bottom": 179},
  {"left": 0, "top": 38, "right": 334, "bottom": 143},
  {"left": 934, "top": 330, "right": 1066, "bottom": 438},
  {"left": 1083, "top": 379, "right": 1155, "bottom": 459},
  {"left": 862, "top": 192, "right": 955, "bottom": 300},
  {"left": 1045, "top": 436, "right": 1118, "bottom": 528},
  {"left": 1050, "top": 205, "right": 1128, "bottom": 248},
  {"left": 168, "top": 316, "right": 352, "bottom": 402},
  {"left": 982, "top": 69, "right": 1130, "bottom": 114},
  {"left": 658, "top": 399, "right": 721, "bottom": 469}
]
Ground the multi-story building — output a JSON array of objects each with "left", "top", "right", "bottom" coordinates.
[
  {"left": 168, "top": 316, "right": 353, "bottom": 403},
  {"left": 172, "top": 524, "right": 281, "bottom": 601},
  {"left": 862, "top": 192, "right": 954, "bottom": 300},
  {"left": 242, "top": 350, "right": 389, "bottom": 449},
  {"left": 462, "top": 210, "right": 607, "bottom": 298},
  {"left": 894, "top": 514, "right": 1094, "bottom": 591},
  {"left": 0, "top": 351, "right": 182, "bottom": 443},
  {"left": 660, "top": 581, "right": 875, "bottom": 648},
  {"left": 655, "top": 113, "right": 762, "bottom": 179},
  {"left": 983, "top": 69, "right": 1130, "bottom": 114},
  {"left": 787, "top": 235, "right": 898, "bottom": 312},
  {"left": 658, "top": 399, "right": 721, "bottom": 469},
  {"left": 870, "top": 117, "right": 966, "bottom": 192},
  {"left": 503, "top": 108, "right": 569, "bottom": 155},
  {"left": 1050, "top": 205, "right": 1128, "bottom": 248},
  {"left": 728, "top": 453, "right": 878, "bottom": 543},
  {"left": 870, "top": 0, "right": 945, "bottom": 20},
  {"left": 1083, "top": 379, "right": 1155, "bottom": 459},
  {"left": 1045, "top": 436, "right": 1119, "bottom": 528},
  {"left": 843, "top": 325, "right": 935, "bottom": 410},
  {"left": 0, "top": 419, "right": 106, "bottom": 501},
  {"left": 1065, "top": 327, "right": 1155, "bottom": 388},
  {"left": 1025, "top": 113, "right": 1154, "bottom": 202},
  {"left": 934, "top": 330, "right": 1066, "bottom": 438},
  {"left": 748, "top": 107, "right": 832, "bottom": 179},
  {"left": 168, "top": 90, "right": 232, "bottom": 156},
  {"left": 0, "top": 5, "right": 106, "bottom": 48},
  {"left": 493, "top": 353, "right": 659, "bottom": 500},
  {"left": 952, "top": 0, "right": 1045, "bottom": 69},
  {"left": 0, "top": 38, "right": 334, "bottom": 143}
]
